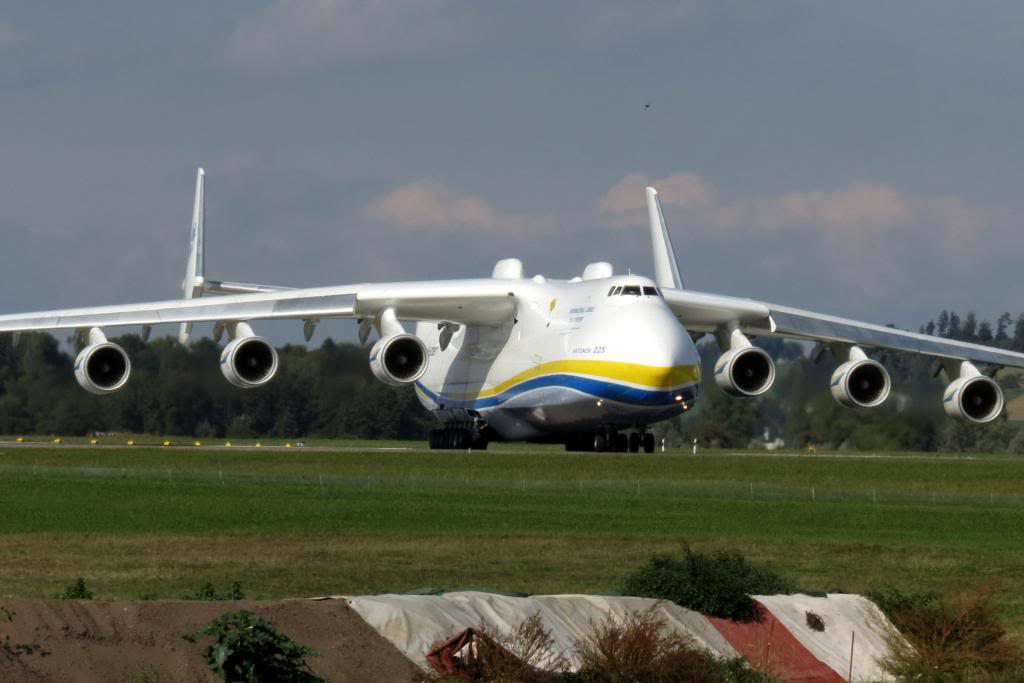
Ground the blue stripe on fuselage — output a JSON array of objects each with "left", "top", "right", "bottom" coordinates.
[{"left": 415, "top": 374, "right": 697, "bottom": 410}]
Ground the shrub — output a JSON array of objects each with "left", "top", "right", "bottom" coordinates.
[
  {"left": 621, "top": 545, "right": 794, "bottom": 621},
  {"left": 423, "top": 610, "right": 778, "bottom": 683},
  {"left": 869, "top": 586, "right": 941, "bottom": 617},
  {"left": 574, "top": 609, "right": 778, "bottom": 683},
  {"left": 423, "top": 612, "right": 567, "bottom": 682},
  {"left": 57, "top": 577, "right": 94, "bottom": 600},
  {"left": 877, "top": 583, "right": 1024, "bottom": 682},
  {"left": 185, "top": 581, "right": 245, "bottom": 601},
  {"left": 186, "top": 610, "right": 321, "bottom": 683}
]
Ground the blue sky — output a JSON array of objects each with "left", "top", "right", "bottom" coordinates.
[{"left": 2, "top": 1, "right": 1023, "bottom": 343}]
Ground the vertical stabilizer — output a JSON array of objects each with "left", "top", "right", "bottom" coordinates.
[
  {"left": 646, "top": 186, "right": 683, "bottom": 290},
  {"left": 179, "top": 168, "right": 205, "bottom": 344}
]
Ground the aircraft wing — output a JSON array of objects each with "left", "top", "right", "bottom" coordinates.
[
  {"left": 0, "top": 279, "right": 518, "bottom": 333},
  {"left": 662, "top": 288, "right": 1024, "bottom": 369}
]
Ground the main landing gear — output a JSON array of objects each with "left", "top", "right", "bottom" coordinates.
[
  {"left": 428, "top": 426, "right": 489, "bottom": 450},
  {"left": 566, "top": 430, "right": 655, "bottom": 453}
]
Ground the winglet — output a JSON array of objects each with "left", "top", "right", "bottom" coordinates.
[
  {"left": 646, "top": 186, "right": 683, "bottom": 290},
  {"left": 179, "top": 167, "right": 205, "bottom": 344}
]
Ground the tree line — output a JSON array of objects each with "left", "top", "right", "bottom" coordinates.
[
  {"left": 0, "top": 334, "right": 431, "bottom": 439},
  {"left": 0, "top": 309, "right": 1022, "bottom": 451}
]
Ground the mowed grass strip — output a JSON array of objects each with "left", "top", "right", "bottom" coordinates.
[
  {"left": 2, "top": 446, "right": 1024, "bottom": 496},
  {"left": 1, "top": 447, "right": 1023, "bottom": 634}
]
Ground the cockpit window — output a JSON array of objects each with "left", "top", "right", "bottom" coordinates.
[
  {"left": 643, "top": 286, "right": 658, "bottom": 296},
  {"left": 607, "top": 286, "right": 616, "bottom": 296},
  {"left": 621, "top": 285, "right": 641, "bottom": 296}
]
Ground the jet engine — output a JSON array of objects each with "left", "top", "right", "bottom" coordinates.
[
  {"left": 830, "top": 358, "right": 891, "bottom": 408},
  {"left": 714, "top": 346, "right": 775, "bottom": 397},
  {"left": 370, "top": 333, "right": 428, "bottom": 385},
  {"left": 220, "top": 329, "right": 278, "bottom": 389},
  {"left": 943, "top": 374, "right": 1004, "bottom": 424},
  {"left": 75, "top": 333, "right": 131, "bottom": 394}
]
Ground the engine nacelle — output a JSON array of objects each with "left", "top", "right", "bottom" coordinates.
[
  {"left": 370, "top": 334, "right": 428, "bottom": 386},
  {"left": 74, "top": 342, "right": 131, "bottom": 394},
  {"left": 714, "top": 346, "right": 775, "bottom": 397},
  {"left": 943, "top": 375, "right": 1004, "bottom": 424},
  {"left": 830, "top": 358, "right": 891, "bottom": 408},
  {"left": 220, "top": 335, "right": 278, "bottom": 388}
]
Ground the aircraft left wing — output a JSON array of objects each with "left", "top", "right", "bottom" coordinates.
[
  {"left": 644, "top": 182, "right": 1024, "bottom": 370},
  {"left": 662, "top": 287, "right": 1024, "bottom": 369},
  {"left": 0, "top": 279, "right": 518, "bottom": 334}
]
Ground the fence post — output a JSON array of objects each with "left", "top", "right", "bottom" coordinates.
[{"left": 848, "top": 630, "right": 856, "bottom": 681}]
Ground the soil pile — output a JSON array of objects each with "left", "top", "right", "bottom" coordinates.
[{"left": 0, "top": 598, "right": 420, "bottom": 682}]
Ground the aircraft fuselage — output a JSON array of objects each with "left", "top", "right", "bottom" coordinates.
[{"left": 414, "top": 274, "right": 701, "bottom": 441}]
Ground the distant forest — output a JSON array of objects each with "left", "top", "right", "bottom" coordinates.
[{"left": 1, "top": 309, "right": 1024, "bottom": 452}]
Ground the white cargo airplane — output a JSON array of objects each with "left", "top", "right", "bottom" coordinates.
[{"left": 1, "top": 169, "right": 1020, "bottom": 452}]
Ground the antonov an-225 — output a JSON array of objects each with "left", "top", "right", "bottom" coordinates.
[{"left": 2, "top": 169, "right": 1021, "bottom": 453}]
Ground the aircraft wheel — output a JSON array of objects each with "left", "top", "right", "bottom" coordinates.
[
  {"left": 628, "top": 433, "right": 641, "bottom": 453},
  {"left": 592, "top": 433, "right": 607, "bottom": 452},
  {"left": 613, "top": 433, "right": 628, "bottom": 453},
  {"left": 469, "top": 431, "right": 488, "bottom": 450},
  {"left": 642, "top": 433, "right": 655, "bottom": 454}
]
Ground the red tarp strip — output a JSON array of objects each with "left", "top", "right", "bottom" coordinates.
[{"left": 707, "top": 602, "right": 845, "bottom": 683}]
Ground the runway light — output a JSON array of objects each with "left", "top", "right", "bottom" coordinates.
[
  {"left": 225, "top": 441, "right": 232, "bottom": 447},
  {"left": 89, "top": 438, "right": 98, "bottom": 445},
  {"left": 285, "top": 443, "right": 293, "bottom": 448},
  {"left": 16, "top": 437, "right": 24, "bottom": 443},
  {"left": 194, "top": 441, "right": 202, "bottom": 447},
  {"left": 127, "top": 439, "right": 135, "bottom": 446},
  {"left": 162, "top": 440, "right": 172, "bottom": 447},
  {"left": 255, "top": 442, "right": 262, "bottom": 448},
  {"left": 53, "top": 437, "right": 62, "bottom": 444}
]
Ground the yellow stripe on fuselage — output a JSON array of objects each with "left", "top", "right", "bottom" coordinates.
[{"left": 469, "top": 359, "right": 700, "bottom": 399}]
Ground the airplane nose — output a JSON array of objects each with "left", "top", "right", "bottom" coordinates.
[{"left": 619, "top": 307, "right": 700, "bottom": 382}]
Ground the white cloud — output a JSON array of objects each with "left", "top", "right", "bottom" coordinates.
[
  {"left": 596, "top": 171, "right": 999, "bottom": 250},
  {"left": 0, "top": 20, "right": 24, "bottom": 50},
  {"left": 596, "top": 171, "right": 1007, "bottom": 302},
  {"left": 364, "top": 179, "right": 553, "bottom": 235},
  {"left": 223, "top": 0, "right": 468, "bottom": 72},
  {"left": 597, "top": 172, "right": 715, "bottom": 228}
]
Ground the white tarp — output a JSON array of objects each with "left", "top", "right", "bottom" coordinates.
[
  {"left": 753, "top": 593, "right": 900, "bottom": 682},
  {"left": 337, "top": 591, "right": 738, "bottom": 671}
]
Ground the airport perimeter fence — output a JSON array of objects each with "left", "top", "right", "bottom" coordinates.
[{"left": 2, "top": 461, "right": 1023, "bottom": 510}]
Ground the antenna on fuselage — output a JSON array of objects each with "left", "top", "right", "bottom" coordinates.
[{"left": 645, "top": 186, "right": 684, "bottom": 290}]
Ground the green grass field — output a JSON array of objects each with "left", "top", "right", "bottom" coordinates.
[{"left": 1, "top": 443, "right": 1023, "bottom": 635}]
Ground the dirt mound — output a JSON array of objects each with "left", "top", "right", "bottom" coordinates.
[{"left": 0, "top": 598, "right": 420, "bottom": 682}]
